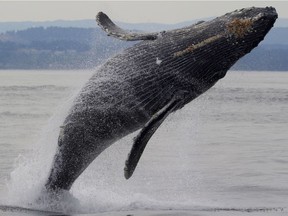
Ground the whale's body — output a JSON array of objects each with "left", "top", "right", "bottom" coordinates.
[{"left": 45, "top": 7, "right": 277, "bottom": 192}]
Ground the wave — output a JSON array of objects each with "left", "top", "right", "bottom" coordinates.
[
  {"left": 206, "top": 87, "right": 288, "bottom": 103},
  {"left": 0, "top": 85, "right": 69, "bottom": 91},
  {"left": 0, "top": 111, "right": 50, "bottom": 119}
]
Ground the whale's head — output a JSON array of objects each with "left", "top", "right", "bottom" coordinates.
[
  {"left": 221, "top": 6, "right": 278, "bottom": 63},
  {"left": 171, "top": 7, "right": 277, "bottom": 86},
  {"left": 224, "top": 7, "right": 278, "bottom": 40}
]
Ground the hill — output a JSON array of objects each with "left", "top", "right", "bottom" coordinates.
[
  {"left": 0, "top": 27, "right": 132, "bottom": 69},
  {"left": 0, "top": 25, "right": 287, "bottom": 70},
  {"left": 0, "top": 18, "right": 287, "bottom": 33}
]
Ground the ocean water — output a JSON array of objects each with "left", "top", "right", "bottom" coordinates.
[{"left": 0, "top": 70, "right": 287, "bottom": 215}]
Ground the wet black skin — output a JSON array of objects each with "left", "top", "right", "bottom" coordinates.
[{"left": 45, "top": 7, "right": 277, "bottom": 192}]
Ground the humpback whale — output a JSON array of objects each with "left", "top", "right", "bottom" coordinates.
[{"left": 45, "top": 7, "right": 277, "bottom": 192}]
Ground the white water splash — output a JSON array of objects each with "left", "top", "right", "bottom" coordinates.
[{"left": 1, "top": 71, "right": 92, "bottom": 213}]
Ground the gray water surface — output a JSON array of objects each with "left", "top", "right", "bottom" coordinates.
[{"left": 0, "top": 70, "right": 287, "bottom": 215}]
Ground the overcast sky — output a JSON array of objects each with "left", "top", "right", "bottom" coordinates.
[{"left": 0, "top": 1, "right": 287, "bottom": 23}]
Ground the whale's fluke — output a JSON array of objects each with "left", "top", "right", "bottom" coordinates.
[{"left": 96, "top": 11, "right": 159, "bottom": 41}]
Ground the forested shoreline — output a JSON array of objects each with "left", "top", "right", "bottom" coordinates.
[{"left": 0, "top": 26, "right": 287, "bottom": 71}]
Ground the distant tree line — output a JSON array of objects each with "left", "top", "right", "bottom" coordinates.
[
  {"left": 0, "top": 40, "right": 90, "bottom": 52},
  {"left": 0, "top": 27, "right": 132, "bottom": 69},
  {"left": 0, "top": 26, "right": 287, "bottom": 71}
]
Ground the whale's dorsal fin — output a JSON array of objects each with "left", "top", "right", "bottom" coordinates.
[
  {"left": 124, "top": 95, "right": 183, "bottom": 179},
  {"left": 96, "top": 12, "right": 159, "bottom": 41}
]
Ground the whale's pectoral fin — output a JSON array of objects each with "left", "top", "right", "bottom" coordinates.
[
  {"left": 96, "top": 12, "right": 159, "bottom": 41},
  {"left": 124, "top": 95, "right": 183, "bottom": 179}
]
